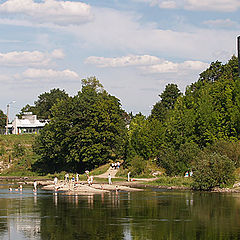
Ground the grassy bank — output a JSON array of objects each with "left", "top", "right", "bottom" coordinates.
[{"left": 0, "top": 134, "right": 39, "bottom": 176}]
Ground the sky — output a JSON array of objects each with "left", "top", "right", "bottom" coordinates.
[{"left": 0, "top": 0, "right": 239, "bottom": 119}]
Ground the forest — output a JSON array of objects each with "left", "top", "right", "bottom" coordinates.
[{"left": 2, "top": 56, "right": 240, "bottom": 190}]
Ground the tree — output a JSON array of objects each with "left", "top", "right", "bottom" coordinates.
[
  {"left": 33, "top": 77, "right": 127, "bottom": 173},
  {"left": 19, "top": 88, "right": 69, "bottom": 119},
  {"left": 192, "top": 152, "right": 235, "bottom": 191},
  {"left": 151, "top": 83, "right": 181, "bottom": 121},
  {"left": 0, "top": 110, "right": 6, "bottom": 129}
]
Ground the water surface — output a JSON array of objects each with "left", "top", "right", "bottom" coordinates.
[{"left": 0, "top": 184, "right": 240, "bottom": 239}]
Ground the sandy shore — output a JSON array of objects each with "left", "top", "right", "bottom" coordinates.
[{"left": 41, "top": 180, "right": 143, "bottom": 195}]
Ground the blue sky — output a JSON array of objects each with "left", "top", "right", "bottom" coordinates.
[{"left": 0, "top": 0, "right": 239, "bottom": 119}]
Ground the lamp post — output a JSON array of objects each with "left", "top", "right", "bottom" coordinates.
[{"left": 5, "top": 101, "right": 16, "bottom": 135}]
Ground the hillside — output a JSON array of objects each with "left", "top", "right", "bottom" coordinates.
[{"left": 0, "top": 134, "right": 38, "bottom": 176}]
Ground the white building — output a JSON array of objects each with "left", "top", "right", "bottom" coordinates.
[{"left": 11, "top": 112, "right": 47, "bottom": 134}]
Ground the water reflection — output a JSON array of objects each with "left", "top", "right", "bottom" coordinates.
[{"left": 0, "top": 186, "right": 239, "bottom": 239}]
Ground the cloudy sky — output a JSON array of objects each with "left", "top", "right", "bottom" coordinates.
[{"left": 0, "top": 0, "right": 239, "bottom": 119}]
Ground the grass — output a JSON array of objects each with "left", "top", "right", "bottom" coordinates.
[
  {"left": 147, "top": 176, "right": 193, "bottom": 188},
  {"left": 90, "top": 164, "right": 110, "bottom": 176}
]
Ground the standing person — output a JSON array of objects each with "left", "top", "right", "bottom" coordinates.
[
  {"left": 128, "top": 172, "right": 131, "bottom": 182},
  {"left": 108, "top": 174, "right": 112, "bottom": 185},
  {"left": 65, "top": 173, "right": 69, "bottom": 183},
  {"left": 33, "top": 181, "right": 37, "bottom": 192},
  {"left": 90, "top": 175, "right": 93, "bottom": 185},
  {"left": 54, "top": 176, "right": 58, "bottom": 185},
  {"left": 76, "top": 173, "right": 79, "bottom": 182},
  {"left": 114, "top": 162, "right": 117, "bottom": 169},
  {"left": 117, "top": 162, "right": 120, "bottom": 169}
]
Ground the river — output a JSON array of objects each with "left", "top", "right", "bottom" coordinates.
[{"left": 0, "top": 184, "right": 239, "bottom": 239}]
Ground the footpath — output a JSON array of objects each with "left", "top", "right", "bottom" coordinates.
[{"left": 95, "top": 166, "right": 119, "bottom": 178}]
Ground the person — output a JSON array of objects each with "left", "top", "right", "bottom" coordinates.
[
  {"left": 117, "top": 161, "right": 120, "bottom": 169},
  {"left": 189, "top": 170, "right": 193, "bottom": 177},
  {"left": 114, "top": 162, "right": 117, "bottom": 169},
  {"left": 184, "top": 171, "right": 189, "bottom": 178},
  {"left": 108, "top": 174, "right": 112, "bottom": 185},
  {"left": 128, "top": 172, "right": 131, "bottom": 182},
  {"left": 9, "top": 186, "right": 12, "bottom": 191},
  {"left": 90, "top": 175, "right": 93, "bottom": 185},
  {"left": 54, "top": 176, "right": 58, "bottom": 185},
  {"left": 111, "top": 163, "right": 114, "bottom": 169},
  {"left": 76, "top": 173, "right": 79, "bottom": 182},
  {"left": 87, "top": 176, "right": 91, "bottom": 186},
  {"left": 33, "top": 180, "right": 37, "bottom": 191},
  {"left": 19, "top": 185, "right": 23, "bottom": 191},
  {"left": 65, "top": 173, "right": 69, "bottom": 183}
]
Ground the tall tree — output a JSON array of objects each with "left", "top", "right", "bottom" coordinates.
[
  {"left": 151, "top": 83, "right": 181, "bottom": 121},
  {"left": 19, "top": 88, "right": 69, "bottom": 119},
  {"left": 34, "top": 77, "right": 127, "bottom": 173}
]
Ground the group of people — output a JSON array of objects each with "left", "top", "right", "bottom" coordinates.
[
  {"left": 9, "top": 180, "right": 38, "bottom": 192},
  {"left": 184, "top": 171, "right": 193, "bottom": 178},
  {"left": 111, "top": 161, "right": 121, "bottom": 169},
  {"left": 64, "top": 173, "right": 79, "bottom": 183}
]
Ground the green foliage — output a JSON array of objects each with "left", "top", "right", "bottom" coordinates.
[
  {"left": 151, "top": 176, "right": 192, "bottom": 187},
  {"left": 0, "top": 144, "right": 5, "bottom": 156},
  {"left": 128, "top": 155, "right": 147, "bottom": 177},
  {"left": 192, "top": 152, "right": 235, "bottom": 190},
  {"left": 12, "top": 142, "right": 25, "bottom": 158},
  {"left": 0, "top": 109, "right": 6, "bottom": 129},
  {"left": 156, "top": 142, "right": 200, "bottom": 176},
  {"left": 206, "top": 140, "right": 240, "bottom": 167},
  {"left": 151, "top": 83, "right": 181, "bottom": 121},
  {"left": 19, "top": 88, "right": 69, "bottom": 119},
  {"left": 34, "top": 77, "right": 127, "bottom": 174},
  {"left": 90, "top": 164, "right": 110, "bottom": 176}
]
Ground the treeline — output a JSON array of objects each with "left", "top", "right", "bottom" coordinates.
[
  {"left": 14, "top": 56, "right": 240, "bottom": 190},
  {"left": 126, "top": 56, "right": 240, "bottom": 189}
]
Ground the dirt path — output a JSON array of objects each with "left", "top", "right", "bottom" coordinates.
[{"left": 96, "top": 166, "right": 119, "bottom": 178}]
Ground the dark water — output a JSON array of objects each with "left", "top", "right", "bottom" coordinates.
[{"left": 0, "top": 185, "right": 240, "bottom": 240}]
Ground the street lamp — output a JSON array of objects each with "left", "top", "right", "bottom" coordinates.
[{"left": 5, "top": 101, "right": 16, "bottom": 135}]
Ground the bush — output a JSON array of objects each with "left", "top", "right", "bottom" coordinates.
[
  {"left": 129, "top": 155, "right": 147, "bottom": 177},
  {"left": 192, "top": 152, "right": 235, "bottom": 191},
  {"left": 207, "top": 140, "right": 240, "bottom": 167}
]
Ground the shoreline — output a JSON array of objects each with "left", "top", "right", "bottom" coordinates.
[{"left": 1, "top": 177, "right": 240, "bottom": 194}]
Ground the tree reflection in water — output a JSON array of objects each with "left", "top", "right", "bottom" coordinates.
[{"left": 0, "top": 188, "right": 240, "bottom": 239}]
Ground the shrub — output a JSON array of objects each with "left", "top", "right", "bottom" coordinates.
[
  {"left": 207, "top": 140, "right": 240, "bottom": 167},
  {"left": 129, "top": 155, "right": 147, "bottom": 177},
  {"left": 192, "top": 152, "right": 235, "bottom": 191}
]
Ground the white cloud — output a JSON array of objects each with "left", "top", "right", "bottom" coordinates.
[
  {"left": 85, "top": 55, "right": 161, "bottom": 67},
  {"left": 142, "top": 60, "right": 209, "bottom": 74},
  {"left": 69, "top": 7, "right": 237, "bottom": 63},
  {"left": 18, "top": 68, "right": 79, "bottom": 80},
  {"left": 203, "top": 19, "right": 237, "bottom": 28},
  {"left": 0, "top": 0, "right": 92, "bottom": 25},
  {"left": 133, "top": 0, "right": 240, "bottom": 11},
  {"left": 85, "top": 54, "right": 209, "bottom": 75},
  {"left": 0, "top": 49, "right": 64, "bottom": 67},
  {"left": 185, "top": 0, "right": 240, "bottom": 12},
  {"left": 132, "top": 0, "right": 177, "bottom": 8}
]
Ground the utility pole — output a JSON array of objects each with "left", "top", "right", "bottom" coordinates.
[{"left": 5, "top": 101, "right": 16, "bottom": 135}]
